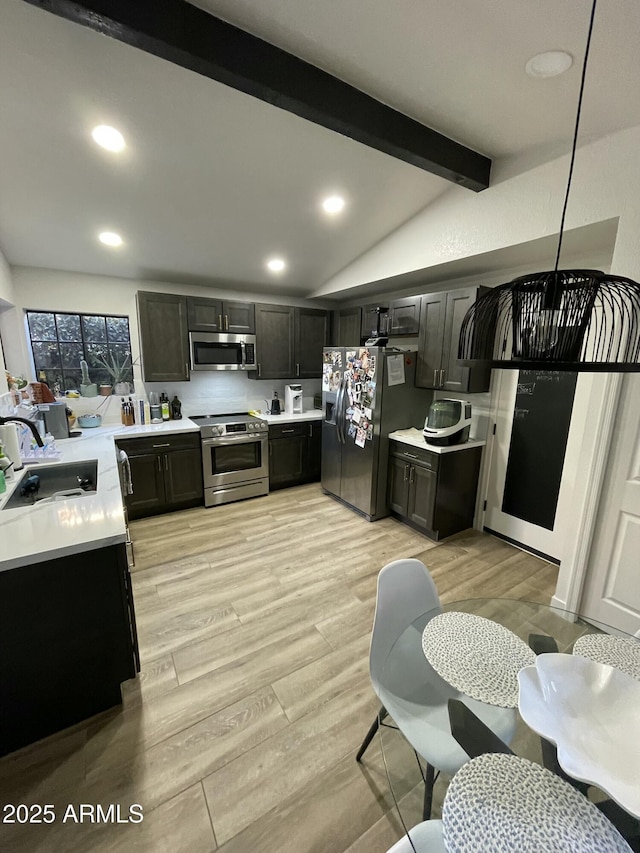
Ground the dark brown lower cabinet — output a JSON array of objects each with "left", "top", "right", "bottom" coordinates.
[
  {"left": 269, "top": 420, "right": 322, "bottom": 490},
  {"left": 0, "top": 542, "right": 139, "bottom": 757},
  {"left": 388, "top": 440, "right": 482, "bottom": 540},
  {"left": 117, "top": 432, "right": 203, "bottom": 519}
]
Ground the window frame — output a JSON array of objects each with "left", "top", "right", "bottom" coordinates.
[{"left": 26, "top": 309, "right": 133, "bottom": 395}]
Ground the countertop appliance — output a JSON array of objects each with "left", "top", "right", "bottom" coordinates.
[
  {"left": 284, "top": 384, "right": 303, "bottom": 415},
  {"left": 423, "top": 399, "right": 472, "bottom": 446},
  {"left": 191, "top": 412, "right": 269, "bottom": 506},
  {"left": 37, "top": 402, "right": 70, "bottom": 439},
  {"left": 190, "top": 331, "right": 257, "bottom": 371},
  {"left": 321, "top": 347, "right": 432, "bottom": 520}
]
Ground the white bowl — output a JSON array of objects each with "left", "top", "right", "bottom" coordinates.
[{"left": 518, "top": 653, "right": 640, "bottom": 818}]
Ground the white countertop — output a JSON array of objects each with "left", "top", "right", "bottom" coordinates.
[
  {"left": 389, "top": 427, "right": 486, "bottom": 454},
  {"left": 259, "top": 410, "right": 323, "bottom": 425},
  {"left": 0, "top": 419, "right": 200, "bottom": 573}
]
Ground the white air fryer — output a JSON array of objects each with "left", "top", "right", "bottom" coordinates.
[{"left": 423, "top": 399, "right": 472, "bottom": 446}]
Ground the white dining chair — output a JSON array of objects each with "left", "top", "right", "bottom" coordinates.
[
  {"left": 385, "top": 820, "right": 446, "bottom": 852},
  {"left": 356, "top": 558, "right": 517, "bottom": 819}
]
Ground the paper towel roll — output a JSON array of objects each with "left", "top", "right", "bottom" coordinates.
[{"left": 0, "top": 423, "right": 23, "bottom": 471}]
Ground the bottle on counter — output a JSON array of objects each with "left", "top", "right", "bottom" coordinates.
[
  {"left": 128, "top": 397, "right": 136, "bottom": 425},
  {"left": 161, "top": 393, "right": 170, "bottom": 421},
  {"left": 120, "top": 397, "right": 126, "bottom": 425},
  {"left": 170, "top": 395, "right": 182, "bottom": 420}
]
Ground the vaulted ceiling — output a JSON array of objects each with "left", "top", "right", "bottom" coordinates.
[{"left": 1, "top": 0, "right": 638, "bottom": 298}]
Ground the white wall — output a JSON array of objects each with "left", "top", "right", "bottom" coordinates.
[
  {"left": 0, "top": 246, "right": 14, "bottom": 395},
  {"left": 0, "top": 267, "right": 326, "bottom": 422}
]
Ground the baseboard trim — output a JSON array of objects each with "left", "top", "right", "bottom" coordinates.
[{"left": 483, "top": 526, "right": 560, "bottom": 566}]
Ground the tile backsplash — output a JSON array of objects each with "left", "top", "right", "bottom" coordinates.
[{"left": 144, "top": 372, "right": 322, "bottom": 418}]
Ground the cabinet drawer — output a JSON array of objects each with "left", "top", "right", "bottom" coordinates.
[
  {"left": 269, "top": 422, "right": 309, "bottom": 439},
  {"left": 116, "top": 432, "right": 200, "bottom": 455},
  {"left": 390, "top": 442, "right": 439, "bottom": 471}
]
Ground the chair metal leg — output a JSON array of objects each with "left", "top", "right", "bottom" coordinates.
[
  {"left": 356, "top": 706, "right": 387, "bottom": 762},
  {"left": 422, "top": 763, "right": 435, "bottom": 820}
]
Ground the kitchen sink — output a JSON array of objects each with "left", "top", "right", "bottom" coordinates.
[{"left": 2, "top": 460, "right": 98, "bottom": 510}]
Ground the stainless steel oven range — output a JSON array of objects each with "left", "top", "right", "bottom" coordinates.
[{"left": 191, "top": 413, "right": 269, "bottom": 507}]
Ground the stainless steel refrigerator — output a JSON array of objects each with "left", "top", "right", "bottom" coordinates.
[{"left": 321, "top": 346, "right": 432, "bottom": 520}]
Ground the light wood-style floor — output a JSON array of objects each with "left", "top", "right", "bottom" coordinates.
[{"left": 0, "top": 484, "right": 557, "bottom": 853}]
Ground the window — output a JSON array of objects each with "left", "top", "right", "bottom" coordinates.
[{"left": 26, "top": 311, "right": 133, "bottom": 394}]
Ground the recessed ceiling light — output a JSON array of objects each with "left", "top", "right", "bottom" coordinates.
[
  {"left": 322, "top": 195, "right": 345, "bottom": 215},
  {"left": 98, "top": 231, "right": 123, "bottom": 247},
  {"left": 525, "top": 51, "right": 573, "bottom": 78},
  {"left": 266, "top": 258, "right": 286, "bottom": 273},
  {"left": 91, "top": 125, "right": 126, "bottom": 152}
]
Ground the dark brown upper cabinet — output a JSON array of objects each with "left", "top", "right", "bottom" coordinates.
[
  {"left": 416, "top": 286, "right": 492, "bottom": 393},
  {"left": 334, "top": 306, "right": 362, "bottom": 346},
  {"left": 137, "top": 291, "right": 190, "bottom": 382},
  {"left": 388, "top": 296, "right": 421, "bottom": 336},
  {"left": 250, "top": 304, "right": 329, "bottom": 380},
  {"left": 294, "top": 308, "right": 330, "bottom": 378},
  {"left": 187, "top": 296, "right": 255, "bottom": 334}
]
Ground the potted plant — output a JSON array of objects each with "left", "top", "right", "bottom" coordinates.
[{"left": 91, "top": 350, "right": 133, "bottom": 395}]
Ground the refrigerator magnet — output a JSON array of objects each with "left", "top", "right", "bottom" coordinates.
[{"left": 355, "top": 427, "right": 367, "bottom": 448}]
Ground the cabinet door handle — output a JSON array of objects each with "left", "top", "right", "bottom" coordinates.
[
  {"left": 403, "top": 464, "right": 409, "bottom": 482},
  {"left": 282, "top": 429, "right": 295, "bottom": 434},
  {"left": 185, "top": 362, "right": 190, "bottom": 378},
  {"left": 258, "top": 363, "right": 261, "bottom": 377},
  {"left": 433, "top": 369, "right": 438, "bottom": 387},
  {"left": 225, "top": 314, "right": 229, "bottom": 331},
  {"left": 218, "top": 314, "right": 223, "bottom": 330},
  {"left": 409, "top": 467, "right": 415, "bottom": 484},
  {"left": 165, "top": 455, "right": 168, "bottom": 471},
  {"left": 309, "top": 423, "right": 313, "bottom": 437},
  {"left": 440, "top": 369, "right": 445, "bottom": 386},
  {"left": 152, "top": 443, "right": 171, "bottom": 448},
  {"left": 157, "top": 456, "right": 162, "bottom": 472},
  {"left": 296, "top": 363, "right": 300, "bottom": 377},
  {"left": 404, "top": 452, "right": 419, "bottom": 459}
]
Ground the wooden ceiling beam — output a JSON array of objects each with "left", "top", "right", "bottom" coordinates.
[{"left": 24, "top": 0, "right": 491, "bottom": 190}]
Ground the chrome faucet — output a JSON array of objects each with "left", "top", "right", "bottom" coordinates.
[{"left": 0, "top": 416, "right": 45, "bottom": 447}]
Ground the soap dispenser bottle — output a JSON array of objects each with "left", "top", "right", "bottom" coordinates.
[{"left": 270, "top": 391, "right": 281, "bottom": 415}]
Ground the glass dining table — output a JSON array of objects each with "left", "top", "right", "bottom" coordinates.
[{"left": 376, "top": 598, "right": 640, "bottom": 852}]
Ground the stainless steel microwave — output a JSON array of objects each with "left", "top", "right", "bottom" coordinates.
[{"left": 189, "top": 331, "right": 257, "bottom": 371}]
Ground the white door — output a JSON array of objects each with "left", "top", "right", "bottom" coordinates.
[
  {"left": 579, "top": 374, "right": 640, "bottom": 635},
  {"left": 484, "top": 369, "right": 589, "bottom": 563}
]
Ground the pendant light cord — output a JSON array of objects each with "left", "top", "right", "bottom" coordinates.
[{"left": 554, "top": 0, "right": 598, "bottom": 271}]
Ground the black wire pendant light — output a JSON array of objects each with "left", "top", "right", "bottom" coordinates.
[{"left": 458, "top": 0, "right": 640, "bottom": 372}]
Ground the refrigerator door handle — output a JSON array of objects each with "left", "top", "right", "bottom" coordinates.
[{"left": 337, "top": 378, "right": 346, "bottom": 444}]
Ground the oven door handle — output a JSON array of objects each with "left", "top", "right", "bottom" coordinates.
[{"left": 202, "top": 433, "right": 266, "bottom": 447}]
